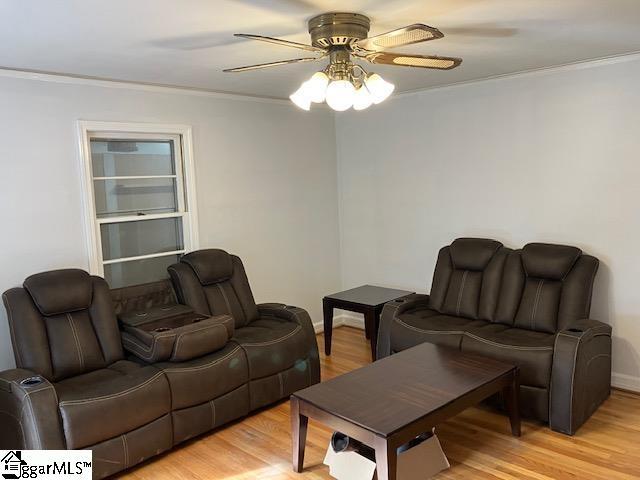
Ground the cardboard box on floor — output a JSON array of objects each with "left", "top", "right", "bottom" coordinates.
[{"left": 323, "top": 433, "right": 450, "bottom": 480}]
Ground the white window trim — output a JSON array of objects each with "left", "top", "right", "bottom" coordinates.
[{"left": 77, "top": 120, "right": 199, "bottom": 277}]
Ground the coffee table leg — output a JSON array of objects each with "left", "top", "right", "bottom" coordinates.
[
  {"left": 291, "top": 397, "right": 308, "bottom": 472},
  {"left": 504, "top": 369, "right": 521, "bottom": 437},
  {"left": 323, "top": 299, "right": 333, "bottom": 356},
  {"left": 374, "top": 436, "right": 397, "bottom": 480}
]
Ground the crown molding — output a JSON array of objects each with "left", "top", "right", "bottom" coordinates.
[
  {"left": 2, "top": 49, "right": 639, "bottom": 109},
  {"left": 0, "top": 66, "right": 293, "bottom": 105},
  {"left": 392, "top": 50, "right": 640, "bottom": 100}
]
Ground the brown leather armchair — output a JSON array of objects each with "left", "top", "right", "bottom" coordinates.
[
  {"left": 0, "top": 270, "right": 173, "bottom": 478},
  {"left": 377, "top": 238, "right": 611, "bottom": 435}
]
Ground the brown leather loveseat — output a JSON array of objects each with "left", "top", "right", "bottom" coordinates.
[
  {"left": 0, "top": 249, "right": 320, "bottom": 478},
  {"left": 377, "top": 238, "right": 611, "bottom": 435}
]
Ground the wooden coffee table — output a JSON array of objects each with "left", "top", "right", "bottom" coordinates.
[{"left": 290, "top": 343, "right": 520, "bottom": 480}]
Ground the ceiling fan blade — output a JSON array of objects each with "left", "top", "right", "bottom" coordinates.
[
  {"left": 360, "top": 52, "right": 462, "bottom": 70},
  {"left": 223, "top": 56, "right": 324, "bottom": 73},
  {"left": 355, "top": 24, "right": 443, "bottom": 51},
  {"left": 234, "top": 34, "right": 325, "bottom": 53}
]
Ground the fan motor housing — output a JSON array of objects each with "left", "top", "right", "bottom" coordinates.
[{"left": 308, "top": 13, "right": 371, "bottom": 48}]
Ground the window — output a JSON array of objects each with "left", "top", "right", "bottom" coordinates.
[{"left": 78, "top": 122, "right": 198, "bottom": 288}]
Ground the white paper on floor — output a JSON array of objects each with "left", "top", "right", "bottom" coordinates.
[{"left": 323, "top": 433, "right": 450, "bottom": 480}]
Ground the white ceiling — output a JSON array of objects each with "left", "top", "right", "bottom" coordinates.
[{"left": 2, "top": 0, "right": 640, "bottom": 99}]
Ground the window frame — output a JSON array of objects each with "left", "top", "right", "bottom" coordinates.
[{"left": 77, "top": 121, "right": 199, "bottom": 280}]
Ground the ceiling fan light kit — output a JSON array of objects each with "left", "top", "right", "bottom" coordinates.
[{"left": 225, "top": 12, "right": 462, "bottom": 112}]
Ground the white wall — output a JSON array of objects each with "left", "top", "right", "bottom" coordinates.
[
  {"left": 336, "top": 55, "right": 640, "bottom": 390},
  {"left": 0, "top": 75, "right": 340, "bottom": 371}
]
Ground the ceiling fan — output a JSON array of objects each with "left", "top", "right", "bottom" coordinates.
[{"left": 224, "top": 12, "right": 462, "bottom": 111}]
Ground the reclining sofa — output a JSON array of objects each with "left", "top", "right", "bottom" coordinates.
[
  {"left": 0, "top": 249, "right": 320, "bottom": 478},
  {"left": 377, "top": 238, "right": 611, "bottom": 435}
]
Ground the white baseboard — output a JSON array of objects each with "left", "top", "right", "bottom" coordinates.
[
  {"left": 313, "top": 313, "right": 364, "bottom": 333},
  {"left": 612, "top": 372, "right": 640, "bottom": 392}
]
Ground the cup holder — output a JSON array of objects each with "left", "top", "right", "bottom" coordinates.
[
  {"left": 160, "top": 306, "right": 174, "bottom": 312},
  {"left": 20, "top": 376, "right": 44, "bottom": 387},
  {"left": 193, "top": 318, "right": 203, "bottom": 323},
  {"left": 154, "top": 327, "right": 172, "bottom": 333}
]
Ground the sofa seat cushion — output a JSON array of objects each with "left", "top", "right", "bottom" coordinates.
[
  {"left": 155, "top": 342, "right": 249, "bottom": 410},
  {"left": 55, "top": 360, "right": 170, "bottom": 449},
  {"left": 461, "top": 324, "right": 555, "bottom": 388},
  {"left": 391, "top": 308, "right": 487, "bottom": 351},
  {"left": 232, "top": 317, "right": 309, "bottom": 379}
]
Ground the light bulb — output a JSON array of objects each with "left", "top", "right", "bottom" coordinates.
[
  {"left": 306, "top": 72, "right": 329, "bottom": 103},
  {"left": 325, "top": 80, "right": 356, "bottom": 111},
  {"left": 364, "top": 73, "right": 395, "bottom": 104},
  {"left": 289, "top": 84, "right": 311, "bottom": 111},
  {"left": 353, "top": 86, "right": 373, "bottom": 111}
]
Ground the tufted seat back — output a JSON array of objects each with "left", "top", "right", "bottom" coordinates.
[
  {"left": 494, "top": 243, "right": 599, "bottom": 333},
  {"left": 3, "top": 269, "right": 124, "bottom": 382},
  {"left": 429, "top": 238, "right": 509, "bottom": 321},
  {"left": 168, "top": 249, "right": 259, "bottom": 328}
]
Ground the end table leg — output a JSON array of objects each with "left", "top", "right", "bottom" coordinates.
[
  {"left": 374, "top": 436, "right": 397, "bottom": 480},
  {"left": 364, "top": 309, "right": 377, "bottom": 360},
  {"left": 504, "top": 369, "right": 521, "bottom": 437},
  {"left": 291, "top": 396, "right": 308, "bottom": 472},
  {"left": 323, "top": 300, "right": 333, "bottom": 356}
]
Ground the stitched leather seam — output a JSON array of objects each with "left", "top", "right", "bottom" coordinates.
[
  {"left": 2, "top": 293, "right": 24, "bottom": 367},
  {"left": 123, "top": 331, "right": 177, "bottom": 361},
  {"left": 58, "top": 372, "right": 165, "bottom": 406},
  {"left": 23, "top": 388, "right": 43, "bottom": 448},
  {"left": 209, "top": 400, "right": 216, "bottom": 429},
  {"left": 163, "top": 346, "right": 242, "bottom": 374},
  {"left": 395, "top": 318, "right": 464, "bottom": 335},
  {"left": 552, "top": 330, "right": 605, "bottom": 428},
  {"left": 586, "top": 353, "right": 611, "bottom": 368},
  {"left": 217, "top": 284, "right": 233, "bottom": 315},
  {"left": 456, "top": 270, "right": 468, "bottom": 316},
  {"left": 121, "top": 337, "right": 157, "bottom": 361},
  {"left": 241, "top": 325, "right": 302, "bottom": 347},
  {"left": 169, "top": 323, "right": 228, "bottom": 361},
  {"left": 14, "top": 385, "right": 55, "bottom": 448},
  {"left": 121, "top": 435, "right": 129, "bottom": 468},
  {"left": 531, "top": 280, "right": 544, "bottom": 331},
  {"left": 67, "top": 313, "right": 85, "bottom": 371},
  {"left": 464, "top": 332, "right": 553, "bottom": 351}
]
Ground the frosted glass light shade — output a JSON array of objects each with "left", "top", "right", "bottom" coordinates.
[
  {"left": 306, "top": 72, "right": 329, "bottom": 103},
  {"left": 325, "top": 80, "right": 356, "bottom": 111},
  {"left": 365, "top": 73, "right": 395, "bottom": 104},
  {"left": 353, "top": 86, "right": 373, "bottom": 111},
  {"left": 289, "top": 84, "right": 311, "bottom": 111}
]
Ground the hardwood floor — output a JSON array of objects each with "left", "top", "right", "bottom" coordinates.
[{"left": 123, "top": 327, "right": 640, "bottom": 480}]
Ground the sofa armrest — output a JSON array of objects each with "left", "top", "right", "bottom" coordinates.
[
  {"left": 257, "top": 303, "right": 320, "bottom": 384},
  {"left": 0, "top": 369, "right": 65, "bottom": 449},
  {"left": 376, "top": 294, "right": 430, "bottom": 359},
  {"left": 550, "top": 319, "right": 612, "bottom": 435}
]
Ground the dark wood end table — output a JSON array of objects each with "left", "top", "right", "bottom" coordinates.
[
  {"left": 291, "top": 343, "right": 521, "bottom": 480},
  {"left": 323, "top": 285, "right": 414, "bottom": 359}
]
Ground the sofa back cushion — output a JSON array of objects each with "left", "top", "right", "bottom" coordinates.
[
  {"left": 3, "top": 269, "right": 124, "bottom": 381},
  {"left": 429, "top": 238, "right": 508, "bottom": 321},
  {"left": 168, "top": 249, "right": 259, "bottom": 328},
  {"left": 494, "top": 243, "right": 599, "bottom": 333}
]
